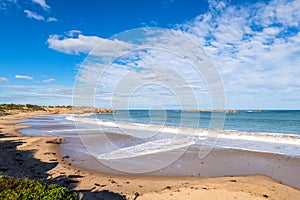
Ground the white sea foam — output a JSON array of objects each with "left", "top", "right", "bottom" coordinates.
[
  {"left": 218, "top": 130, "right": 300, "bottom": 145},
  {"left": 97, "top": 137, "right": 195, "bottom": 160},
  {"left": 64, "top": 115, "right": 300, "bottom": 158},
  {"left": 67, "top": 116, "right": 300, "bottom": 145}
]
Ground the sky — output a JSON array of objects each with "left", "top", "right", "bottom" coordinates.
[{"left": 0, "top": 0, "right": 299, "bottom": 109}]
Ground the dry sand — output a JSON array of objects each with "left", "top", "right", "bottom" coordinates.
[{"left": 0, "top": 111, "right": 299, "bottom": 199}]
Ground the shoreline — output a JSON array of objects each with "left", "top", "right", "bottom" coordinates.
[
  {"left": 61, "top": 138, "right": 300, "bottom": 188},
  {"left": 0, "top": 111, "right": 299, "bottom": 199}
]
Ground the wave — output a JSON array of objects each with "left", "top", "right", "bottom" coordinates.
[
  {"left": 218, "top": 130, "right": 300, "bottom": 145},
  {"left": 66, "top": 116, "right": 300, "bottom": 146},
  {"left": 97, "top": 137, "right": 195, "bottom": 160}
]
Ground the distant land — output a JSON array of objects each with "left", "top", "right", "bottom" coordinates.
[
  {"left": 0, "top": 104, "right": 267, "bottom": 116},
  {"left": 0, "top": 104, "right": 114, "bottom": 116},
  {"left": 183, "top": 109, "right": 245, "bottom": 113}
]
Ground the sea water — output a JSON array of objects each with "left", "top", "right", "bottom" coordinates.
[{"left": 19, "top": 110, "right": 300, "bottom": 158}]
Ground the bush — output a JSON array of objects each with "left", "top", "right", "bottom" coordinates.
[
  {"left": 25, "top": 104, "right": 46, "bottom": 111},
  {"left": 0, "top": 175, "right": 76, "bottom": 200},
  {"left": 0, "top": 104, "right": 46, "bottom": 112},
  {"left": 0, "top": 104, "right": 24, "bottom": 111}
]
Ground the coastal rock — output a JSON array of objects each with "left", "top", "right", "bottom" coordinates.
[
  {"left": 226, "top": 110, "right": 238, "bottom": 113},
  {"left": 182, "top": 109, "right": 238, "bottom": 113},
  {"left": 73, "top": 107, "right": 115, "bottom": 114},
  {"left": 94, "top": 108, "right": 114, "bottom": 114}
]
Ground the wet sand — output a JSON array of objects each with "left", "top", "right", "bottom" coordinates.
[
  {"left": 0, "top": 111, "right": 299, "bottom": 199},
  {"left": 61, "top": 138, "right": 300, "bottom": 188}
]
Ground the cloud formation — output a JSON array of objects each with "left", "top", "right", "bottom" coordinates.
[
  {"left": 47, "top": 30, "right": 105, "bottom": 54},
  {"left": 73, "top": 28, "right": 223, "bottom": 110},
  {"left": 47, "top": 17, "right": 57, "bottom": 22},
  {"left": 179, "top": 0, "right": 300, "bottom": 108},
  {"left": 46, "top": 0, "right": 300, "bottom": 109},
  {"left": 24, "top": 9, "right": 44, "bottom": 21},
  {"left": 1, "top": 0, "right": 57, "bottom": 22},
  {"left": 24, "top": 9, "right": 57, "bottom": 22},
  {"left": 0, "top": 0, "right": 16, "bottom": 11},
  {"left": 0, "top": 77, "right": 9, "bottom": 83},
  {"left": 32, "top": 0, "right": 50, "bottom": 10},
  {"left": 0, "top": 85, "right": 72, "bottom": 105},
  {"left": 42, "top": 78, "right": 55, "bottom": 83},
  {"left": 15, "top": 75, "right": 34, "bottom": 80}
]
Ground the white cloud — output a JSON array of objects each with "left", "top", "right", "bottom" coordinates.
[
  {"left": 72, "top": 28, "right": 223, "bottom": 110},
  {"left": 24, "top": 9, "right": 44, "bottom": 21},
  {"left": 66, "top": 30, "right": 82, "bottom": 37},
  {"left": 47, "top": 0, "right": 300, "bottom": 109},
  {"left": 47, "top": 31, "right": 105, "bottom": 55},
  {"left": 179, "top": 0, "right": 300, "bottom": 109},
  {"left": 0, "top": 85, "right": 73, "bottom": 105},
  {"left": 0, "top": 77, "right": 9, "bottom": 83},
  {"left": 24, "top": 9, "right": 56, "bottom": 22},
  {"left": 1, "top": 1, "right": 57, "bottom": 22},
  {"left": 32, "top": 0, "right": 50, "bottom": 10},
  {"left": 47, "top": 17, "right": 57, "bottom": 22},
  {"left": 42, "top": 78, "right": 55, "bottom": 83},
  {"left": 15, "top": 75, "right": 34, "bottom": 80},
  {"left": 0, "top": 0, "right": 17, "bottom": 11},
  {"left": 47, "top": 30, "right": 137, "bottom": 56}
]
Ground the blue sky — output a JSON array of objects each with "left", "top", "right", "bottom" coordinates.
[{"left": 0, "top": 0, "right": 299, "bottom": 109}]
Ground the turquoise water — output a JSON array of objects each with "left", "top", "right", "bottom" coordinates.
[
  {"left": 96, "top": 110, "right": 300, "bottom": 135},
  {"left": 19, "top": 110, "right": 300, "bottom": 158}
]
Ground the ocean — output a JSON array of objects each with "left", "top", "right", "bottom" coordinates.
[
  {"left": 19, "top": 110, "right": 300, "bottom": 159},
  {"left": 16, "top": 110, "right": 300, "bottom": 188},
  {"left": 95, "top": 110, "right": 300, "bottom": 134}
]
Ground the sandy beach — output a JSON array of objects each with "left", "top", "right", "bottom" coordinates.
[{"left": 0, "top": 111, "right": 299, "bottom": 200}]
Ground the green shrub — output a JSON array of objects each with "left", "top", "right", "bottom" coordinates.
[
  {"left": 25, "top": 104, "right": 46, "bottom": 111},
  {"left": 0, "top": 175, "right": 76, "bottom": 200},
  {"left": 0, "top": 104, "right": 24, "bottom": 111},
  {"left": 0, "top": 104, "right": 46, "bottom": 112}
]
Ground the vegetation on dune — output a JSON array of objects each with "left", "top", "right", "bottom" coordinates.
[
  {"left": 25, "top": 104, "right": 47, "bottom": 111},
  {"left": 0, "top": 104, "right": 75, "bottom": 116},
  {"left": 0, "top": 175, "right": 76, "bottom": 200},
  {"left": 0, "top": 103, "right": 113, "bottom": 115},
  {"left": 0, "top": 104, "right": 44, "bottom": 116},
  {"left": 0, "top": 104, "right": 45, "bottom": 111}
]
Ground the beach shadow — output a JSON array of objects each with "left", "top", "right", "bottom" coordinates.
[
  {"left": 0, "top": 133, "right": 5, "bottom": 139},
  {"left": 0, "top": 137, "right": 127, "bottom": 200},
  {"left": 0, "top": 139, "right": 57, "bottom": 179},
  {"left": 76, "top": 190, "right": 126, "bottom": 200},
  {"left": 0, "top": 129, "right": 8, "bottom": 138},
  {"left": 47, "top": 176, "right": 126, "bottom": 199}
]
